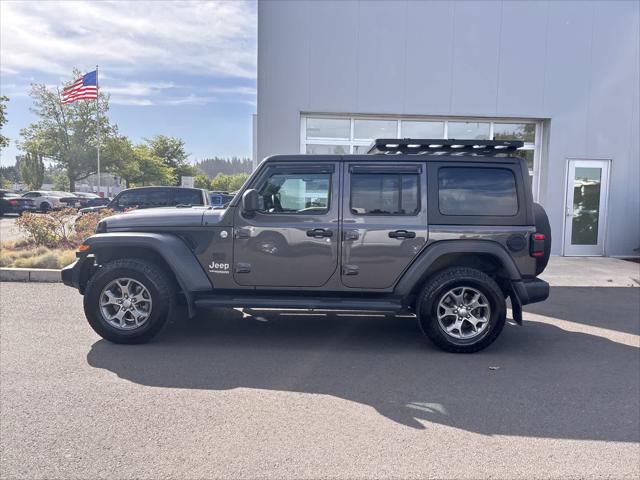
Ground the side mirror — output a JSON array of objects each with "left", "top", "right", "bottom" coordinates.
[{"left": 242, "top": 189, "right": 259, "bottom": 215}]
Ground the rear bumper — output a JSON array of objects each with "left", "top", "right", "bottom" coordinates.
[{"left": 512, "top": 278, "right": 549, "bottom": 306}]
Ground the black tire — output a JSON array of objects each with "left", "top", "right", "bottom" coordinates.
[
  {"left": 83, "top": 258, "right": 175, "bottom": 344},
  {"left": 533, "top": 202, "right": 552, "bottom": 275},
  {"left": 417, "top": 267, "right": 506, "bottom": 353},
  {"left": 40, "top": 202, "right": 51, "bottom": 213}
]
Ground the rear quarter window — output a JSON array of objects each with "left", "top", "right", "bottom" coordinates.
[{"left": 438, "top": 167, "right": 518, "bottom": 216}]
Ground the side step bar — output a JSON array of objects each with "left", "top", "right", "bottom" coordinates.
[{"left": 194, "top": 295, "right": 404, "bottom": 312}]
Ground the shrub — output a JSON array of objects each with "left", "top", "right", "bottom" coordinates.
[
  {"left": 0, "top": 246, "right": 76, "bottom": 269},
  {"left": 15, "top": 208, "right": 116, "bottom": 248}
]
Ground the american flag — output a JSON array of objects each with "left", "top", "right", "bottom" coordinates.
[{"left": 61, "top": 70, "right": 98, "bottom": 104}]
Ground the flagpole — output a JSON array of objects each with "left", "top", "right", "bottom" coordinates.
[{"left": 96, "top": 64, "right": 101, "bottom": 196}]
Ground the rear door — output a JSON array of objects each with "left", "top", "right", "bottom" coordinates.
[
  {"left": 233, "top": 162, "right": 339, "bottom": 287},
  {"left": 341, "top": 162, "right": 428, "bottom": 289}
]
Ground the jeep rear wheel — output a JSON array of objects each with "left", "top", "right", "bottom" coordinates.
[
  {"left": 83, "top": 258, "right": 175, "bottom": 344},
  {"left": 417, "top": 267, "right": 506, "bottom": 353}
]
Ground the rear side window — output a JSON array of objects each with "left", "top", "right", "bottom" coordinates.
[
  {"left": 174, "top": 189, "right": 203, "bottom": 206},
  {"left": 438, "top": 167, "right": 518, "bottom": 216},
  {"left": 351, "top": 173, "right": 419, "bottom": 215}
]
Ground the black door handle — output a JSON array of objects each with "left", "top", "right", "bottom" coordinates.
[
  {"left": 388, "top": 230, "right": 416, "bottom": 239},
  {"left": 307, "top": 228, "right": 333, "bottom": 238}
]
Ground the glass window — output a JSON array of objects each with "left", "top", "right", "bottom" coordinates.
[
  {"left": 139, "top": 189, "right": 170, "bottom": 207},
  {"left": 306, "top": 118, "right": 350, "bottom": 139},
  {"left": 257, "top": 173, "right": 331, "bottom": 214},
  {"left": 512, "top": 149, "right": 535, "bottom": 173},
  {"left": 117, "top": 190, "right": 146, "bottom": 207},
  {"left": 447, "top": 121, "right": 490, "bottom": 140},
  {"left": 438, "top": 168, "right": 518, "bottom": 216},
  {"left": 353, "top": 145, "right": 371, "bottom": 154},
  {"left": 305, "top": 144, "right": 349, "bottom": 155},
  {"left": 493, "top": 123, "right": 535, "bottom": 143},
  {"left": 571, "top": 167, "right": 602, "bottom": 246},
  {"left": 173, "top": 189, "right": 203, "bottom": 206},
  {"left": 354, "top": 119, "right": 397, "bottom": 140},
  {"left": 351, "top": 173, "right": 419, "bottom": 215},
  {"left": 401, "top": 121, "right": 444, "bottom": 139}
]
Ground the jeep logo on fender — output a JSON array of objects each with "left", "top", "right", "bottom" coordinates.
[{"left": 208, "top": 261, "right": 230, "bottom": 274}]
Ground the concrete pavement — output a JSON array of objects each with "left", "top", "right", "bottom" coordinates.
[{"left": 1, "top": 282, "right": 638, "bottom": 479}]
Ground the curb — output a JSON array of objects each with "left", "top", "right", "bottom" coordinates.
[{"left": 0, "top": 267, "right": 62, "bottom": 283}]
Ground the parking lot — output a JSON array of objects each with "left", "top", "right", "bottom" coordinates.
[
  {"left": 1, "top": 282, "right": 639, "bottom": 479},
  {"left": 0, "top": 217, "right": 22, "bottom": 243}
]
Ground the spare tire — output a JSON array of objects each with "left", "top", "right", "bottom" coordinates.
[{"left": 533, "top": 202, "right": 552, "bottom": 275}]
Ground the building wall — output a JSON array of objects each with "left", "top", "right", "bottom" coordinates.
[{"left": 257, "top": 0, "right": 640, "bottom": 256}]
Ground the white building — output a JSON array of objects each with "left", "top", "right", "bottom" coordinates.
[{"left": 256, "top": 0, "right": 640, "bottom": 257}]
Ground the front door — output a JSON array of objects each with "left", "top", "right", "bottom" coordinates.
[
  {"left": 233, "top": 162, "right": 340, "bottom": 287},
  {"left": 341, "top": 162, "right": 428, "bottom": 289},
  {"left": 563, "top": 159, "right": 610, "bottom": 256}
]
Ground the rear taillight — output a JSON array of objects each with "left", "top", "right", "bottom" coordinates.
[
  {"left": 531, "top": 233, "right": 545, "bottom": 257},
  {"left": 8, "top": 199, "right": 18, "bottom": 205}
]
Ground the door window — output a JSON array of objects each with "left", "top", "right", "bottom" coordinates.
[
  {"left": 350, "top": 173, "right": 419, "bottom": 215},
  {"left": 256, "top": 172, "right": 331, "bottom": 214}
]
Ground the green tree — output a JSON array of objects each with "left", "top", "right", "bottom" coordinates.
[
  {"left": 145, "top": 135, "right": 198, "bottom": 185},
  {"left": 19, "top": 70, "right": 116, "bottom": 191},
  {"left": 52, "top": 170, "right": 70, "bottom": 191},
  {"left": 102, "top": 136, "right": 140, "bottom": 188},
  {"left": 194, "top": 174, "right": 212, "bottom": 190},
  {"left": 132, "top": 145, "right": 175, "bottom": 186},
  {"left": 0, "top": 96, "right": 9, "bottom": 150},
  {"left": 210, "top": 172, "right": 250, "bottom": 192},
  {"left": 20, "top": 153, "right": 45, "bottom": 190}
]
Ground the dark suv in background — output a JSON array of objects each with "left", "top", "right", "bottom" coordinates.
[
  {"left": 64, "top": 139, "right": 551, "bottom": 353},
  {"left": 79, "top": 186, "right": 209, "bottom": 213}
]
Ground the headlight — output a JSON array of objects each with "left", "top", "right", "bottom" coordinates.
[{"left": 96, "top": 221, "right": 107, "bottom": 233}]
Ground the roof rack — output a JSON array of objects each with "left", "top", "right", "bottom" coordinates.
[{"left": 367, "top": 138, "right": 524, "bottom": 156}]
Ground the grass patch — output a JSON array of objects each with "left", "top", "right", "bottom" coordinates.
[{"left": 0, "top": 243, "right": 76, "bottom": 269}]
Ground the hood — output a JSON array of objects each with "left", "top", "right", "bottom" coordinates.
[
  {"left": 80, "top": 205, "right": 108, "bottom": 213},
  {"left": 103, "top": 206, "right": 225, "bottom": 230}
]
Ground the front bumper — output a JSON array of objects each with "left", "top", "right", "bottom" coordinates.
[{"left": 61, "top": 256, "right": 90, "bottom": 290}]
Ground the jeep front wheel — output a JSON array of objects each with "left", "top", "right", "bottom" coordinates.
[
  {"left": 83, "top": 258, "right": 175, "bottom": 344},
  {"left": 417, "top": 267, "right": 506, "bottom": 353}
]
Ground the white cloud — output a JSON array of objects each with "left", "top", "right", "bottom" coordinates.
[{"left": 0, "top": 0, "right": 257, "bottom": 78}]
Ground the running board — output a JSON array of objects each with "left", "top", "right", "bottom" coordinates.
[{"left": 194, "top": 295, "right": 404, "bottom": 312}]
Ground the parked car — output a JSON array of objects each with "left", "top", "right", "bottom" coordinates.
[
  {"left": 79, "top": 186, "right": 210, "bottom": 213},
  {"left": 21, "top": 191, "right": 80, "bottom": 212},
  {"left": 0, "top": 190, "right": 36, "bottom": 216},
  {"left": 63, "top": 138, "right": 551, "bottom": 353},
  {"left": 209, "top": 191, "right": 235, "bottom": 208},
  {"left": 72, "top": 192, "right": 111, "bottom": 208}
]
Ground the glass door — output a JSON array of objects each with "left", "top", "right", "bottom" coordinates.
[{"left": 563, "top": 159, "right": 610, "bottom": 256}]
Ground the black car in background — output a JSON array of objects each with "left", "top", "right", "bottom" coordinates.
[
  {"left": 72, "top": 192, "right": 111, "bottom": 208},
  {"left": 0, "top": 190, "right": 37, "bottom": 216},
  {"left": 79, "top": 186, "right": 210, "bottom": 213}
]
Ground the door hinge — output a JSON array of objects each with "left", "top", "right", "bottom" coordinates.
[
  {"left": 235, "top": 263, "right": 251, "bottom": 274},
  {"left": 343, "top": 230, "right": 359, "bottom": 241},
  {"left": 235, "top": 228, "right": 250, "bottom": 239},
  {"left": 342, "top": 264, "right": 359, "bottom": 276}
]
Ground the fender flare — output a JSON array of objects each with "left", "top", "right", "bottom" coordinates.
[
  {"left": 394, "top": 239, "right": 523, "bottom": 298},
  {"left": 83, "top": 232, "right": 212, "bottom": 315}
]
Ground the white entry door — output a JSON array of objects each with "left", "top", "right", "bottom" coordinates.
[{"left": 563, "top": 159, "right": 610, "bottom": 256}]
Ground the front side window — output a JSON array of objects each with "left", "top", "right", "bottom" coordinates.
[
  {"left": 438, "top": 167, "right": 518, "bottom": 216},
  {"left": 257, "top": 172, "right": 331, "bottom": 214},
  {"left": 351, "top": 173, "right": 419, "bottom": 215}
]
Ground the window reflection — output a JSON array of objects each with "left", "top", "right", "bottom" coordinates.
[{"left": 571, "top": 167, "right": 601, "bottom": 245}]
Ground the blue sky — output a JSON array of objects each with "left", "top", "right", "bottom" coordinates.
[{"left": 0, "top": 0, "right": 257, "bottom": 167}]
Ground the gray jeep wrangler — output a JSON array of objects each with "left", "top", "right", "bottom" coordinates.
[{"left": 63, "top": 139, "right": 551, "bottom": 353}]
